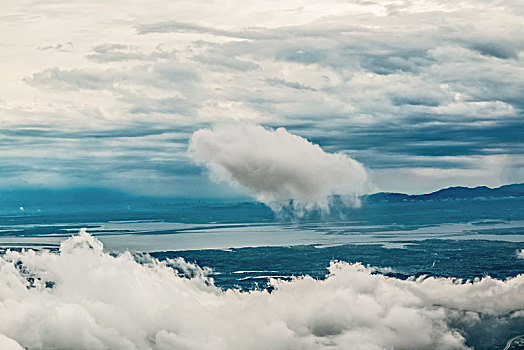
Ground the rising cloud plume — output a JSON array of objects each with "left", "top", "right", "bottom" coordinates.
[{"left": 189, "top": 124, "right": 370, "bottom": 211}]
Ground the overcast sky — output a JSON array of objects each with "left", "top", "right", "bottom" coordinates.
[{"left": 1, "top": 0, "right": 524, "bottom": 196}]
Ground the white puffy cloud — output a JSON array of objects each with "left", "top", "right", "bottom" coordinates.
[
  {"left": 189, "top": 123, "right": 370, "bottom": 211},
  {"left": 1, "top": 230, "right": 523, "bottom": 349},
  {"left": 0, "top": 335, "right": 24, "bottom": 350}
]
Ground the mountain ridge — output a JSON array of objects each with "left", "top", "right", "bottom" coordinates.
[
  {"left": 366, "top": 183, "right": 524, "bottom": 203},
  {"left": 1, "top": 183, "right": 524, "bottom": 207}
]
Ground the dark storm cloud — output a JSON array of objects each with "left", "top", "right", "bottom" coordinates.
[
  {"left": 359, "top": 51, "right": 435, "bottom": 75},
  {"left": 0, "top": 122, "right": 200, "bottom": 193},
  {"left": 192, "top": 54, "right": 260, "bottom": 72},
  {"left": 137, "top": 21, "right": 231, "bottom": 36},
  {"left": 179, "top": 18, "right": 523, "bottom": 174},
  {"left": 292, "top": 116, "right": 524, "bottom": 168},
  {"left": 390, "top": 96, "right": 441, "bottom": 107},
  {"left": 26, "top": 68, "right": 114, "bottom": 90},
  {"left": 265, "top": 78, "right": 316, "bottom": 91},
  {"left": 0, "top": 127, "right": 173, "bottom": 139},
  {"left": 87, "top": 44, "right": 175, "bottom": 62},
  {"left": 469, "top": 42, "right": 518, "bottom": 60},
  {"left": 25, "top": 62, "right": 199, "bottom": 92},
  {"left": 136, "top": 21, "right": 274, "bottom": 40}
]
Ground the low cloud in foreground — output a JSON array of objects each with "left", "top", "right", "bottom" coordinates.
[
  {"left": 189, "top": 124, "right": 369, "bottom": 212},
  {"left": 1, "top": 231, "right": 524, "bottom": 349}
]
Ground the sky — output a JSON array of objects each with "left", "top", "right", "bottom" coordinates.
[{"left": 1, "top": 0, "right": 524, "bottom": 197}]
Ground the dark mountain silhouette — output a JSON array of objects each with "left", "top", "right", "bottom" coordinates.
[{"left": 366, "top": 183, "right": 524, "bottom": 203}]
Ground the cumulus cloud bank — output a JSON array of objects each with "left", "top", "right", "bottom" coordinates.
[
  {"left": 1, "top": 230, "right": 524, "bottom": 349},
  {"left": 189, "top": 124, "right": 369, "bottom": 211}
]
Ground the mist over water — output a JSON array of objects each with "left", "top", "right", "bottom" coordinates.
[{"left": 1, "top": 230, "right": 523, "bottom": 350}]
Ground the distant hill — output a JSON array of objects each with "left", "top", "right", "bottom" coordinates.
[
  {"left": 2, "top": 183, "right": 524, "bottom": 210},
  {"left": 366, "top": 183, "right": 524, "bottom": 203}
]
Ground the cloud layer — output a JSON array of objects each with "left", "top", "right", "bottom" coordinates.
[
  {"left": 189, "top": 124, "right": 369, "bottom": 211},
  {"left": 0, "top": 230, "right": 523, "bottom": 349},
  {"left": 2, "top": 0, "right": 524, "bottom": 194}
]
